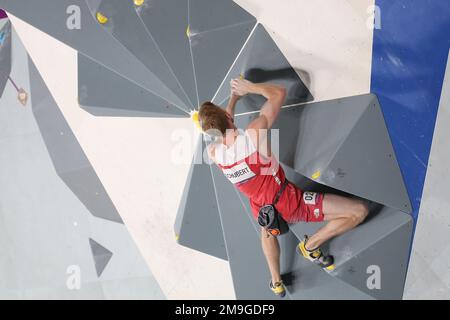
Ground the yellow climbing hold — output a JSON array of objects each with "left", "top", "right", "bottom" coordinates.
[
  {"left": 239, "top": 74, "right": 244, "bottom": 79},
  {"left": 311, "top": 170, "right": 321, "bottom": 180},
  {"left": 175, "top": 234, "right": 180, "bottom": 241},
  {"left": 191, "top": 111, "right": 202, "bottom": 131},
  {"left": 96, "top": 12, "right": 109, "bottom": 24},
  {"left": 186, "top": 25, "right": 191, "bottom": 38},
  {"left": 134, "top": 0, "right": 145, "bottom": 6}
]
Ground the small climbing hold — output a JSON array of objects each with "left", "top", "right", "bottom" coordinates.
[
  {"left": 191, "top": 111, "right": 202, "bottom": 131},
  {"left": 186, "top": 25, "right": 191, "bottom": 38},
  {"left": 17, "top": 88, "right": 28, "bottom": 107},
  {"left": 96, "top": 12, "right": 109, "bottom": 24},
  {"left": 175, "top": 234, "right": 180, "bottom": 241},
  {"left": 134, "top": 0, "right": 145, "bottom": 6},
  {"left": 311, "top": 170, "right": 321, "bottom": 180}
]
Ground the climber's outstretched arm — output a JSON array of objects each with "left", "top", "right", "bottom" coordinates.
[
  {"left": 231, "top": 78, "right": 286, "bottom": 130},
  {"left": 230, "top": 79, "right": 286, "bottom": 157},
  {"left": 225, "top": 93, "right": 240, "bottom": 120}
]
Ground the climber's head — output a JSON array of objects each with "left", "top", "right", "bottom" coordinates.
[{"left": 198, "top": 101, "right": 236, "bottom": 140}]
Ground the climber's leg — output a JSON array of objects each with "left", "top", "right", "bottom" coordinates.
[
  {"left": 306, "top": 194, "right": 369, "bottom": 251},
  {"left": 261, "top": 226, "right": 281, "bottom": 283},
  {"left": 261, "top": 227, "right": 286, "bottom": 297},
  {"left": 297, "top": 194, "right": 369, "bottom": 270}
]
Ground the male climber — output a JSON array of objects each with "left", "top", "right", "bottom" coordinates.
[{"left": 198, "top": 78, "right": 369, "bottom": 297}]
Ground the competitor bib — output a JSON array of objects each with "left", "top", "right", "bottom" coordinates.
[{"left": 222, "top": 161, "right": 256, "bottom": 184}]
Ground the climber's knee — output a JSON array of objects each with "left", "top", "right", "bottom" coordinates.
[{"left": 350, "top": 200, "right": 369, "bottom": 226}]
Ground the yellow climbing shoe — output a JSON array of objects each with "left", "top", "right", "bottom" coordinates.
[
  {"left": 298, "top": 235, "right": 335, "bottom": 271},
  {"left": 269, "top": 281, "right": 286, "bottom": 298}
]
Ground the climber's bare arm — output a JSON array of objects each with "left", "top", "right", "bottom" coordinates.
[
  {"left": 231, "top": 79, "right": 286, "bottom": 130},
  {"left": 225, "top": 93, "right": 241, "bottom": 120},
  {"left": 230, "top": 79, "right": 286, "bottom": 156}
]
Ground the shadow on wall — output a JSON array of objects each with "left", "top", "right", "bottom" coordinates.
[{"left": 240, "top": 67, "right": 314, "bottom": 111}]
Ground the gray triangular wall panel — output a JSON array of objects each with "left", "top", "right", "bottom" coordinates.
[
  {"left": 78, "top": 53, "right": 188, "bottom": 117},
  {"left": 191, "top": 21, "right": 256, "bottom": 104},
  {"left": 136, "top": 0, "right": 198, "bottom": 108},
  {"left": 331, "top": 212, "right": 413, "bottom": 300},
  {"left": 85, "top": 0, "right": 193, "bottom": 110},
  {"left": 175, "top": 136, "right": 227, "bottom": 260},
  {"left": 290, "top": 95, "right": 369, "bottom": 172},
  {"left": 28, "top": 55, "right": 123, "bottom": 224},
  {"left": 0, "top": 20, "right": 11, "bottom": 97},
  {"left": 89, "top": 238, "right": 113, "bottom": 277},
  {"left": 213, "top": 24, "right": 313, "bottom": 112},
  {"left": 323, "top": 96, "right": 412, "bottom": 212},
  {"left": 0, "top": 0, "right": 186, "bottom": 110}
]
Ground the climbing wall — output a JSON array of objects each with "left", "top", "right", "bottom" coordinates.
[
  {"left": 2, "top": 0, "right": 442, "bottom": 299},
  {"left": 0, "top": 18, "right": 164, "bottom": 299}
]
